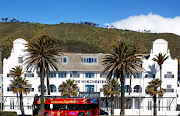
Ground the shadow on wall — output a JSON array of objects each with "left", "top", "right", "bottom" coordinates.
[{"left": 148, "top": 64, "right": 159, "bottom": 75}]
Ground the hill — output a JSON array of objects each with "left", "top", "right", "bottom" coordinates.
[{"left": 0, "top": 22, "right": 180, "bottom": 62}]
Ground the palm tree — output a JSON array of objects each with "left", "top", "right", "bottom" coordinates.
[
  {"left": 10, "top": 65, "right": 31, "bottom": 116},
  {"left": 5, "top": 18, "right": 8, "bottom": 22},
  {"left": 2, "top": 18, "right": 4, "bottom": 22},
  {"left": 146, "top": 79, "right": 164, "bottom": 116},
  {"left": 103, "top": 79, "right": 120, "bottom": 115},
  {"left": 10, "top": 65, "right": 23, "bottom": 77},
  {"left": 59, "top": 79, "right": 78, "bottom": 97},
  {"left": 100, "top": 42, "right": 144, "bottom": 116},
  {"left": 152, "top": 53, "right": 168, "bottom": 110},
  {"left": 24, "top": 35, "right": 61, "bottom": 115}
]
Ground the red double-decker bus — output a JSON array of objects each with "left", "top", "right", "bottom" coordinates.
[{"left": 33, "top": 95, "right": 99, "bottom": 116}]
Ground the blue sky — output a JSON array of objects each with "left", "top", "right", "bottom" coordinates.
[{"left": 1, "top": 0, "right": 180, "bottom": 35}]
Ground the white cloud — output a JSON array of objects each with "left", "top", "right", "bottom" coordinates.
[{"left": 105, "top": 13, "right": 180, "bottom": 36}]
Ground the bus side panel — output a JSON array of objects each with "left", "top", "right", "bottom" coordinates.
[{"left": 68, "top": 110, "right": 87, "bottom": 116}]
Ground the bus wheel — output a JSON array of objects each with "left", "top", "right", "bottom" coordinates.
[
  {"left": 44, "top": 112, "right": 49, "bottom": 116},
  {"left": 78, "top": 112, "right": 84, "bottom": 116}
]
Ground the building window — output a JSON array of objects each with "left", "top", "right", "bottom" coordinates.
[
  {"left": 167, "top": 99, "right": 171, "bottom": 110},
  {"left": 25, "top": 84, "right": 34, "bottom": 92},
  {"left": 27, "top": 98, "right": 32, "bottom": 109},
  {"left": 62, "top": 56, "right": 68, "bottom": 64},
  {"left": 50, "top": 72, "right": 56, "bottom": 78},
  {"left": 82, "top": 57, "right": 97, "bottom": 64},
  {"left": 134, "top": 85, "right": 142, "bottom": 93},
  {"left": 58, "top": 86, "right": 61, "bottom": 92},
  {"left": 9, "top": 84, "right": 14, "bottom": 91},
  {"left": 76, "top": 87, "right": 79, "bottom": 92},
  {"left": 85, "top": 73, "right": 95, "bottom": 78},
  {"left": 124, "top": 85, "right": 132, "bottom": 93},
  {"left": 101, "top": 72, "right": 108, "bottom": 78},
  {"left": 100, "top": 85, "right": 107, "bottom": 92},
  {"left": 148, "top": 101, "right": 152, "bottom": 110},
  {"left": 165, "top": 72, "right": 174, "bottom": 78},
  {"left": 18, "top": 57, "right": 23, "bottom": 63},
  {"left": 126, "top": 99, "right": 131, "bottom": 109},
  {"left": 118, "top": 86, "right": 121, "bottom": 92},
  {"left": 38, "top": 73, "right": 40, "bottom": 77},
  {"left": 50, "top": 85, "right": 56, "bottom": 92},
  {"left": 135, "top": 98, "right": 140, "bottom": 109},
  {"left": 25, "top": 71, "right": 34, "bottom": 77},
  {"left": 58, "top": 72, "right": 67, "bottom": 78},
  {"left": 165, "top": 85, "right": 174, "bottom": 92},
  {"left": 136, "top": 57, "right": 142, "bottom": 67},
  {"left": 7, "top": 71, "right": 15, "bottom": 78},
  {"left": 85, "top": 85, "right": 94, "bottom": 92},
  {"left": 125, "top": 73, "right": 131, "bottom": 78},
  {"left": 37, "top": 72, "right": 46, "bottom": 78},
  {"left": 10, "top": 98, "right": 14, "bottom": 109},
  {"left": 38, "top": 85, "right": 46, "bottom": 92},
  {"left": 70, "top": 71, "right": 79, "bottom": 78},
  {"left": 134, "top": 73, "right": 142, "bottom": 78}
]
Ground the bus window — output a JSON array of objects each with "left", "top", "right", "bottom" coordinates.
[
  {"left": 44, "top": 104, "right": 50, "bottom": 110},
  {"left": 60, "top": 104, "right": 68, "bottom": 110},
  {"left": 87, "top": 104, "right": 90, "bottom": 110},
  {"left": 69, "top": 104, "right": 78, "bottom": 110},
  {"left": 53, "top": 104, "right": 60, "bottom": 110},
  {"left": 90, "top": 104, "right": 98, "bottom": 109},
  {"left": 77, "top": 104, "right": 87, "bottom": 110}
]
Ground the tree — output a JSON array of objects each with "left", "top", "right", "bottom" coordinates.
[
  {"left": 24, "top": 35, "right": 61, "bottom": 115},
  {"left": 2, "top": 18, "right": 4, "bottom": 22},
  {"left": 10, "top": 65, "right": 23, "bottom": 77},
  {"left": 103, "top": 79, "right": 120, "bottom": 115},
  {"left": 152, "top": 53, "right": 168, "bottom": 110},
  {"left": 146, "top": 79, "right": 164, "bottom": 116},
  {"left": 5, "top": 18, "right": 8, "bottom": 22},
  {"left": 59, "top": 79, "right": 78, "bottom": 97},
  {"left": 100, "top": 42, "right": 144, "bottom": 116},
  {"left": 10, "top": 65, "right": 31, "bottom": 116}
]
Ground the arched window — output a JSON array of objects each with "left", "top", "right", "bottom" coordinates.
[
  {"left": 50, "top": 85, "right": 56, "bottom": 92},
  {"left": 38, "top": 85, "right": 46, "bottom": 92},
  {"left": 134, "top": 85, "right": 142, "bottom": 93},
  {"left": 124, "top": 85, "right": 132, "bottom": 93}
]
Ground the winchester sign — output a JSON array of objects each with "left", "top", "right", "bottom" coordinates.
[{"left": 74, "top": 80, "right": 107, "bottom": 84}]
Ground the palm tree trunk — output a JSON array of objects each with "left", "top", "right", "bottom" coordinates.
[
  {"left": 159, "top": 67, "right": 162, "bottom": 111},
  {"left": 111, "top": 96, "right": 114, "bottom": 115},
  {"left": 20, "top": 93, "right": 25, "bottom": 116},
  {"left": 47, "top": 68, "right": 50, "bottom": 95},
  {"left": 153, "top": 95, "right": 157, "bottom": 116},
  {"left": 120, "top": 75, "right": 125, "bottom": 116},
  {"left": 129, "top": 75, "right": 132, "bottom": 95},
  {"left": 38, "top": 65, "right": 45, "bottom": 115}
]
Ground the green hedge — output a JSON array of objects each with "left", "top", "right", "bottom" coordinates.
[{"left": 0, "top": 111, "right": 17, "bottom": 116}]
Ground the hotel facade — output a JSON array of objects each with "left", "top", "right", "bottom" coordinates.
[{"left": 2, "top": 38, "right": 180, "bottom": 115}]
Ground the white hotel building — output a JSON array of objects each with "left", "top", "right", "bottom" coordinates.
[{"left": 2, "top": 38, "right": 180, "bottom": 115}]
